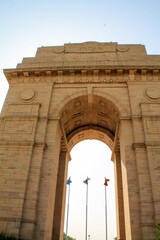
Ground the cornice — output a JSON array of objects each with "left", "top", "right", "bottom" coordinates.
[
  {"left": 4, "top": 67, "right": 160, "bottom": 76},
  {"left": 3, "top": 68, "right": 160, "bottom": 83}
]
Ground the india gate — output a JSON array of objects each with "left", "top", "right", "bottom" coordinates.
[{"left": 0, "top": 42, "right": 160, "bottom": 240}]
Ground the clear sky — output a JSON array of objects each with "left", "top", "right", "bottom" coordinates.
[{"left": 0, "top": 0, "right": 160, "bottom": 239}]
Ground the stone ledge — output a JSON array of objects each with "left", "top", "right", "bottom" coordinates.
[
  {"left": 3, "top": 67, "right": 160, "bottom": 86},
  {"left": 4, "top": 68, "right": 160, "bottom": 79},
  {"left": 132, "top": 143, "right": 146, "bottom": 149},
  {"left": 0, "top": 141, "right": 47, "bottom": 150},
  {"left": 133, "top": 142, "right": 160, "bottom": 149}
]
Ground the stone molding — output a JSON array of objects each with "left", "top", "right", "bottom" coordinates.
[
  {"left": 132, "top": 142, "right": 146, "bottom": 149},
  {"left": 0, "top": 141, "right": 47, "bottom": 150},
  {"left": 4, "top": 68, "right": 160, "bottom": 84},
  {"left": 132, "top": 141, "right": 160, "bottom": 149}
]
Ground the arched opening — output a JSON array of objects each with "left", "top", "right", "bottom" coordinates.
[
  {"left": 2, "top": 42, "right": 159, "bottom": 240},
  {"left": 52, "top": 94, "right": 126, "bottom": 240},
  {"left": 64, "top": 139, "right": 117, "bottom": 240},
  {"left": 60, "top": 94, "right": 119, "bottom": 145}
]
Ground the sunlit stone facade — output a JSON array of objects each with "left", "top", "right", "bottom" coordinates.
[{"left": 0, "top": 42, "right": 160, "bottom": 240}]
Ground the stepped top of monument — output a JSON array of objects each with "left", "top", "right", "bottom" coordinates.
[
  {"left": 4, "top": 42, "right": 160, "bottom": 76},
  {"left": 17, "top": 42, "right": 160, "bottom": 69}
]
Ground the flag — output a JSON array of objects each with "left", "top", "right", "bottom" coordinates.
[
  {"left": 66, "top": 177, "right": 72, "bottom": 185},
  {"left": 83, "top": 177, "right": 91, "bottom": 184},
  {"left": 104, "top": 178, "right": 110, "bottom": 186}
]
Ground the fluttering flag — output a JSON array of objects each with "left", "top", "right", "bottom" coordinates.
[
  {"left": 104, "top": 178, "right": 110, "bottom": 186},
  {"left": 83, "top": 177, "right": 91, "bottom": 185},
  {"left": 104, "top": 177, "right": 110, "bottom": 240},
  {"left": 66, "top": 177, "right": 72, "bottom": 185}
]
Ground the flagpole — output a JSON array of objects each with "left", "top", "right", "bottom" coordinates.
[
  {"left": 104, "top": 178, "right": 109, "bottom": 240},
  {"left": 85, "top": 182, "right": 88, "bottom": 240},
  {"left": 66, "top": 180, "right": 71, "bottom": 240},
  {"left": 105, "top": 184, "right": 108, "bottom": 240},
  {"left": 83, "top": 177, "right": 90, "bottom": 240}
]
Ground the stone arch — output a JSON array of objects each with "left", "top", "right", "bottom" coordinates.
[
  {"left": 1, "top": 42, "right": 160, "bottom": 240},
  {"left": 59, "top": 94, "right": 120, "bottom": 142},
  {"left": 94, "top": 89, "right": 129, "bottom": 118},
  {"left": 52, "top": 93, "right": 126, "bottom": 240},
  {"left": 53, "top": 89, "right": 128, "bottom": 119},
  {"left": 67, "top": 125, "right": 114, "bottom": 151},
  {"left": 53, "top": 90, "right": 87, "bottom": 117}
]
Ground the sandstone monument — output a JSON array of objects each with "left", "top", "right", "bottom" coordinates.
[{"left": 0, "top": 42, "right": 160, "bottom": 240}]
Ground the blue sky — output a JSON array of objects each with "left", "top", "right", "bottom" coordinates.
[
  {"left": 0, "top": 0, "right": 160, "bottom": 239},
  {"left": 1, "top": 0, "right": 160, "bottom": 110}
]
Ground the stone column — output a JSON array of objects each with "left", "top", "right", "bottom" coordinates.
[
  {"left": 140, "top": 105, "right": 160, "bottom": 225},
  {"left": 52, "top": 151, "right": 69, "bottom": 240},
  {"left": 133, "top": 145, "right": 155, "bottom": 239},
  {"left": 119, "top": 119, "right": 142, "bottom": 240},
  {"left": 146, "top": 146, "right": 160, "bottom": 223},
  {"left": 0, "top": 144, "right": 34, "bottom": 238},
  {"left": 114, "top": 150, "right": 126, "bottom": 240},
  {"left": 19, "top": 144, "right": 46, "bottom": 239},
  {"left": 34, "top": 119, "right": 62, "bottom": 240},
  {"left": 0, "top": 102, "right": 41, "bottom": 238}
]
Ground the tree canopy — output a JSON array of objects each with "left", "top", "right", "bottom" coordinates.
[{"left": 63, "top": 233, "right": 76, "bottom": 240}]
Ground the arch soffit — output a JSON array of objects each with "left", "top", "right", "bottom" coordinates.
[
  {"left": 53, "top": 90, "right": 86, "bottom": 117},
  {"left": 53, "top": 89, "right": 128, "bottom": 118},
  {"left": 67, "top": 125, "right": 114, "bottom": 152}
]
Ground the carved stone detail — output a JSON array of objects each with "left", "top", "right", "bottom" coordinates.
[
  {"left": 19, "top": 88, "right": 37, "bottom": 102},
  {"left": 144, "top": 88, "right": 160, "bottom": 101}
]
